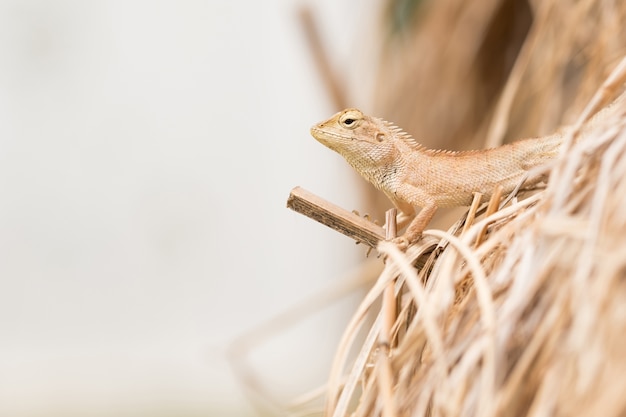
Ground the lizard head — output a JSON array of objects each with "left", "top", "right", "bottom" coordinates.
[
  {"left": 310, "top": 108, "right": 398, "bottom": 164},
  {"left": 310, "top": 108, "right": 421, "bottom": 197}
]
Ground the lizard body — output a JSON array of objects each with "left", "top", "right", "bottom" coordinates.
[{"left": 310, "top": 108, "right": 566, "bottom": 247}]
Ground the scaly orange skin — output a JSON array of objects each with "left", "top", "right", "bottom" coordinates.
[{"left": 311, "top": 108, "right": 563, "bottom": 247}]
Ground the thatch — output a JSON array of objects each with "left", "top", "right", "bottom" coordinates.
[
  {"left": 292, "top": 0, "right": 626, "bottom": 416},
  {"left": 323, "top": 72, "right": 626, "bottom": 416}
]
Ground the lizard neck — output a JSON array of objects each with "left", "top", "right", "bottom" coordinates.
[{"left": 341, "top": 139, "right": 412, "bottom": 193}]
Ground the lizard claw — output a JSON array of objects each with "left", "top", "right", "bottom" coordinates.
[
  {"left": 363, "top": 214, "right": 381, "bottom": 226},
  {"left": 390, "top": 230, "right": 423, "bottom": 251},
  {"left": 353, "top": 238, "right": 376, "bottom": 258},
  {"left": 391, "top": 236, "right": 409, "bottom": 251},
  {"left": 352, "top": 210, "right": 380, "bottom": 226}
]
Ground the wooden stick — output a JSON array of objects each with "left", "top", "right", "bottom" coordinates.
[
  {"left": 475, "top": 184, "right": 503, "bottom": 247},
  {"left": 377, "top": 208, "right": 398, "bottom": 417},
  {"left": 286, "top": 186, "right": 386, "bottom": 248},
  {"left": 383, "top": 209, "right": 398, "bottom": 332},
  {"left": 461, "top": 192, "right": 483, "bottom": 237}
]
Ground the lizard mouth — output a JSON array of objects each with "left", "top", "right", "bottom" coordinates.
[
  {"left": 310, "top": 126, "right": 335, "bottom": 145},
  {"left": 310, "top": 126, "right": 365, "bottom": 144}
]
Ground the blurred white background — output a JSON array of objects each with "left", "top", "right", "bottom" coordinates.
[{"left": 0, "top": 0, "right": 378, "bottom": 415}]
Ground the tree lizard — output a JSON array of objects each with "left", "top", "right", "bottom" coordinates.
[{"left": 310, "top": 108, "right": 582, "bottom": 248}]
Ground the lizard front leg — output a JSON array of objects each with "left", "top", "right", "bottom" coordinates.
[
  {"left": 392, "top": 202, "right": 438, "bottom": 249},
  {"left": 396, "top": 211, "right": 415, "bottom": 229}
]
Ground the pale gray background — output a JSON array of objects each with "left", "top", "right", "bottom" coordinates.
[{"left": 0, "top": 0, "right": 380, "bottom": 416}]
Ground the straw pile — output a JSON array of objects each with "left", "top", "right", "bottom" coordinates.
[
  {"left": 324, "top": 82, "right": 626, "bottom": 416},
  {"left": 310, "top": 0, "right": 626, "bottom": 416}
]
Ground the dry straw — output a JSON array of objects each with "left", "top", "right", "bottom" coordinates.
[
  {"left": 323, "top": 60, "right": 626, "bottom": 417},
  {"left": 233, "top": 1, "right": 626, "bottom": 416},
  {"left": 293, "top": 0, "right": 626, "bottom": 415}
]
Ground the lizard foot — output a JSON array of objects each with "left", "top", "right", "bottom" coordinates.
[
  {"left": 352, "top": 210, "right": 380, "bottom": 226},
  {"left": 391, "top": 231, "right": 423, "bottom": 251},
  {"left": 391, "top": 236, "right": 409, "bottom": 251},
  {"left": 353, "top": 240, "right": 376, "bottom": 258}
]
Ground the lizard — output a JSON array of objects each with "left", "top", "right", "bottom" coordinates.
[{"left": 309, "top": 107, "right": 598, "bottom": 248}]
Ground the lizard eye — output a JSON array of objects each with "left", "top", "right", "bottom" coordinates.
[{"left": 339, "top": 110, "right": 362, "bottom": 129}]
